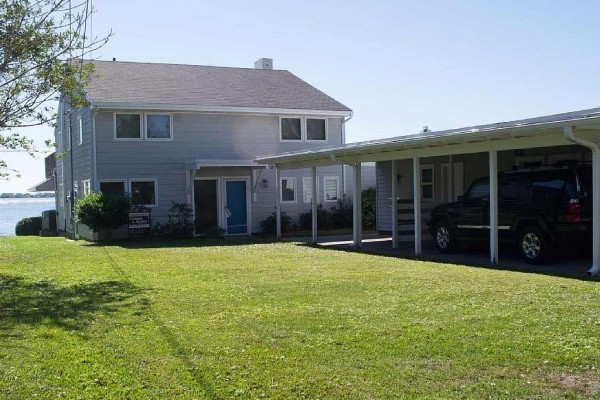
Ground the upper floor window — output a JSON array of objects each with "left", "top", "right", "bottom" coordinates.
[
  {"left": 306, "top": 118, "right": 326, "bottom": 141},
  {"left": 281, "top": 117, "right": 302, "bottom": 141},
  {"left": 280, "top": 117, "right": 328, "bottom": 142},
  {"left": 115, "top": 113, "right": 142, "bottom": 140},
  {"left": 146, "top": 114, "right": 172, "bottom": 140}
]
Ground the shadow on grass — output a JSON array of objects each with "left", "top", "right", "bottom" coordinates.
[
  {"left": 82, "top": 236, "right": 281, "bottom": 250},
  {"left": 291, "top": 241, "right": 599, "bottom": 282},
  {"left": 0, "top": 274, "right": 146, "bottom": 334}
]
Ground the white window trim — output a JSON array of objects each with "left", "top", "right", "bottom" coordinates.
[
  {"left": 323, "top": 176, "right": 339, "bottom": 203},
  {"left": 113, "top": 112, "right": 143, "bottom": 141},
  {"left": 305, "top": 117, "right": 328, "bottom": 142},
  {"left": 78, "top": 117, "right": 83, "bottom": 145},
  {"left": 145, "top": 113, "right": 174, "bottom": 141},
  {"left": 302, "top": 176, "right": 320, "bottom": 203},
  {"left": 81, "top": 179, "right": 91, "bottom": 196},
  {"left": 99, "top": 179, "right": 127, "bottom": 194},
  {"left": 128, "top": 178, "right": 159, "bottom": 207},
  {"left": 280, "top": 177, "right": 297, "bottom": 203},
  {"left": 279, "top": 116, "right": 303, "bottom": 142},
  {"left": 420, "top": 164, "right": 434, "bottom": 202}
]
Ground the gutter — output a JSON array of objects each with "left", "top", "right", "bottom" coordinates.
[{"left": 563, "top": 126, "right": 600, "bottom": 276}]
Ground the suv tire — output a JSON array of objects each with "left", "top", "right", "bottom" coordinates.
[
  {"left": 517, "top": 225, "right": 550, "bottom": 264},
  {"left": 433, "top": 220, "right": 456, "bottom": 253}
]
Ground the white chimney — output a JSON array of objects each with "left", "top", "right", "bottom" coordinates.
[{"left": 254, "top": 58, "right": 273, "bottom": 70}]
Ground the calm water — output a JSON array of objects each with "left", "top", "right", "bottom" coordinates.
[{"left": 0, "top": 198, "right": 55, "bottom": 236}]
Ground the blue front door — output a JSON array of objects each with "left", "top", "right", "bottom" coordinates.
[{"left": 225, "top": 180, "right": 248, "bottom": 234}]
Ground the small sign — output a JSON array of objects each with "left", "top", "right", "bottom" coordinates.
[{"left": 129, "top": 212, "right": 150, "bottom": 229}]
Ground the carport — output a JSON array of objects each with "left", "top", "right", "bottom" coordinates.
[{"left": 255, "top": 108, "right": 600, "bottom": 275}]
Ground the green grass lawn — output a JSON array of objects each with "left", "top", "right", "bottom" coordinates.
[{"left": 0, "top": 237, "right": 599, "bottom": 399}]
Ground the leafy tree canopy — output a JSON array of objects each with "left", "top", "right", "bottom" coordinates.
[{"left": 0, "top": 0, "right": 110, "bottom": 178}]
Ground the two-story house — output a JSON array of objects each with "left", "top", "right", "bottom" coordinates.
[{"left": 53, "top": 58, "right": 355, "bottom": 239}]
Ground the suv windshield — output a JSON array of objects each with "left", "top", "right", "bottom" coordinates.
[{"left": 466, "top": 179, "right": 489, "bottom": 201}]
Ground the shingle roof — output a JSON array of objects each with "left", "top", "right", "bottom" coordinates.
[{"left": 83, "top": 60, "right": 351, "bottom": 112}]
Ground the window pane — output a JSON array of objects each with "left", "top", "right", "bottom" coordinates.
[
  {"left": 116, "top": 114, "right": 141, "bottom": 138},
  {"left": 324, "top": 178, "right": 338, "bottom": 201},
  {"left": 422, "top": 184, "right": 433, "bottom": 200},
  {"left": 421, "top": 168, "right": 433, "bottom": 183},
  {"left": 100, "top": 181, "right": 125, "bottom": 195},
  {"left": 281, "top": 179, "right": 295, "bottom": 202},
  {"left": 131, "top": 181, "right": 156, "bottom": 205},
  {"left": 307, "top": 119, "right": 326, "bottom": 140},
  {"left": 281, "top": 118, "right": 301, "bottom": 140},
  {"left": 147, "top": 114, "right": 171, "bottom": 139}
]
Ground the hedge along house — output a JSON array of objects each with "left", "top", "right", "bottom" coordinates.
[
  {"left": 50, "top": 58, "right": 377, "bottom": 240},
  {"left": 255, "top": 108, "right": 600, "bottom": 276}
]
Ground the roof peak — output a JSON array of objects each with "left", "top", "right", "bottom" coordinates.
[{"left": 87, "top": 59, "right": 288, "bottom": 72}]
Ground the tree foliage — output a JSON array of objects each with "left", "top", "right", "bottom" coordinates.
[
  {"left": 0, "top": 0, "right": 110, "bottom": 178},
  {"left": 74, "top": 192, "right": 130, "bottom": 241}
]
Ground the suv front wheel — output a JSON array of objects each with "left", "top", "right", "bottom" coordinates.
[
  {"left": 434, "top": 220, "right": 456, "bottom": 253},
  {"left": 517, "top": 225, "right": 550, "bottom": 264}
]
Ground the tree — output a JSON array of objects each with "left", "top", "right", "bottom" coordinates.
[{"left": 0, "top": 0, "right": 111, "bottom": 178}]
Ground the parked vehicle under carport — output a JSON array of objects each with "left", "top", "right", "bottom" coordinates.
[{"left": 427, "top": 164, "right": 593, "bottom": 264}]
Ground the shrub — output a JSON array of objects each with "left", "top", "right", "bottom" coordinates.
[
  {"left": 362, "top": 187, "right": 376, "bottom": 230},
  {"left": 260, "top": 212, "right": 292, "bottom": 234},
  {"left": 331, "top": 197, "right": 353, "bottom": 229},
  {"left": 160, "top": 202, "right": 194, "bottom": 238},
  {"left": 298, "top": 204, "right": 336, "bottom": 231},
  {"left": 15, "top": 216, "right": 42, "bottom": 236},
  {"left": 74, "top": 192, "right": 131, "bottom": 241}
]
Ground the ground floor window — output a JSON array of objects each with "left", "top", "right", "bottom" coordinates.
[
  {"left": 280, "top": 177, "right": 296, "bottom": 203},
  {"left": 130, "top": 179, "right": 158, "bottom": 206},
  {"left": 323, "top": 176, "right": 339, "bottom": 202},
  {"left": 81, "top": 180, "right": 91, "bottom": 197},
  {"left": 99, "top": 180, "right": 126, "bottom": 196},
  {"left": 420, "top": 165, "right": 434, "bottom": 201}
]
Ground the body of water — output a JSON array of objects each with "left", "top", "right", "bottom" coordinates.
[{"left": 0, "top": 198, "right": 56, "bottom": 236}]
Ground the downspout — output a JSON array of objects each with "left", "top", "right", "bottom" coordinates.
[
  {"left": 563, "top": 126, "right": 600, "bottom": 276},
  {"left": 341, "top": 112, "right": 353, "bottom": 197}
]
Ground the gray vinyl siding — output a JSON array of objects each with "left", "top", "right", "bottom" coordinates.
[
  {"left": 54, "top": 100, "right": 93, "bottom": 237},
  {"left": 94, "top": 111, "right": 345, "bottom": 231}
]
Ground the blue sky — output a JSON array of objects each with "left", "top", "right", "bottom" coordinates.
[{"left": 2, "top": 0, "right": 600, "bottom": 192}]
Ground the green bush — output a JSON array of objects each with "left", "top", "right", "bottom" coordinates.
[
  {"left": 260, "top": 212, "right": 292, "bottom": 234},
  {"left": 15, "top": 216, "right": 42, "bottom": 236},
  {"left": 161, "top": 202, "right": 194, "bottom": 238},
  {"left": 74, "top": 192, "right": 131, "bottom": 241},
  {"left": 362, "top": 187, "right": 376, "bottom": 230},
  {"left": 299, "top": 204, "right": 335, "bottom": 231}
]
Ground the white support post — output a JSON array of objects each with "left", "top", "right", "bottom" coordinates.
[
  {"left": 591, "top": 150, "right": 599, "bottom": 274},
  {"left": 489, "top": 150, "right": 499, "bottom": 265},
  {"left": 311, "top": 166, "right": 318, "bottom": 245},
  {"left": 413, "top": 157, "right": 422, "bottom": 256},
  {"left": 391, "top": 160, "right": 398, "bottom": 249},
  {"left": 275, "top": 166, "right": 281, "bottom": 239},
  {"left": 448, "top": 154, "right": 454, "bottom": 201},
  {"left": 352, "top": 163, "right": 362, "bottom": 248}
]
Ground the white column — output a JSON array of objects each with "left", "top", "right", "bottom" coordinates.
[
  {"left": 311, "top": 166, "right": 318, "bottom": 245},
  {"left": 448, "top": 154, "right": 454, "bottom": 201},
  {"left": 489, "top": 150, "right": 499, "bottom": 265},
  {"left": 413, "top": 157, "right": 422, "bottom": 256},
  {"left": 352, "top": 162, "right": 362, "bottom": 248},
  {"left": 391, "top": 160, "right": 398, "bottom": 249},
  {"left": 275, "top": 166, "right": 281, "bottom": 239},
  {"left": 591, "top": 150, "right": 599, "bottom": 275}
]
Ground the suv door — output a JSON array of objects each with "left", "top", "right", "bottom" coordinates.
[{"left": 454, "top": 178, "right": 489, "bottom": 239}]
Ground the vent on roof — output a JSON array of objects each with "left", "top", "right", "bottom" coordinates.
[{"left": 254, "top": 58, "right": 273, "bottom": 70}]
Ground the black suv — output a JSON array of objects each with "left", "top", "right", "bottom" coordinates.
[{"left": 427, "top": 165, "right": 592, "bottom": 264}]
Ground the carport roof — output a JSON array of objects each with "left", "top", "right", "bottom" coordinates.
[{"left": 256, "top": 107, "right": 600, "bottom": 167}]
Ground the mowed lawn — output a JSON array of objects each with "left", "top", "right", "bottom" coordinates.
[{"left": 0, "top": 237, "right": 599, "bottom": 399}]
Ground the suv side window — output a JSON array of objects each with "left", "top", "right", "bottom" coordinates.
[
  {"left": 466, "top": 180, "right": 489, "bottom": 202},
  {"left": 529, "top": 171, "right": 574, "bottom": 202},
  {"left": 500, "top": 175, "right": 530, "bottom": 202}
]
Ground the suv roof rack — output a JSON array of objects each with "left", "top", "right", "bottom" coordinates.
[{"left": 507, "top": 161, "right": 591, "bottom": 173}]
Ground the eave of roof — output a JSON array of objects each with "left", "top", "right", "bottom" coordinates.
[{"left": 255, "top": 107, "right": 600, "bottom": 166}]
